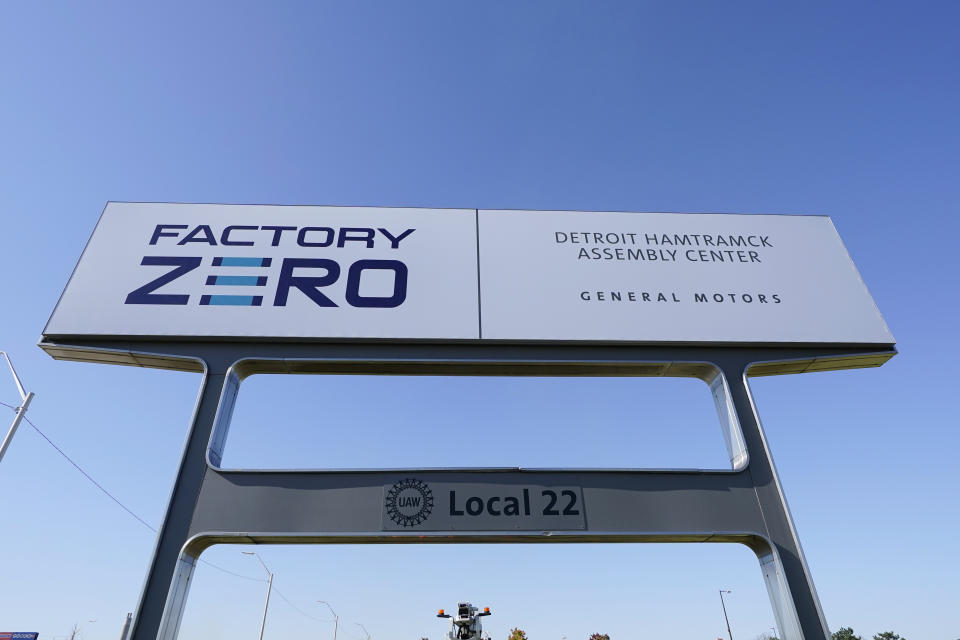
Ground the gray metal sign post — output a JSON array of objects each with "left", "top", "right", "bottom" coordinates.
[{"left": 40, "top": 337, "right": 894, "bottom": 640}]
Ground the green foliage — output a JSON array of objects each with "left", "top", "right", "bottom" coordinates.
[
  {"left": 589, "top": 635, "right": 610, "bottom": 640},
  {"left": 872, "top": 633, "right": 904, "bottom": 640},
  {"left": 507, "top": 628, "right": 528, "bottom": 640},
  {"left": 832, "top": 628, "right": 862, "bottom": 640}
]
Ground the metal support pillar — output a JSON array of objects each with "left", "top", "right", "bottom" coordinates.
[
  {"left": 128, "top": 369, "right": 227, "bottom": 640},
  {"left": 726, "top": 370, "right": 827, "bottom": 639}
]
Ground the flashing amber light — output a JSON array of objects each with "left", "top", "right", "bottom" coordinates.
[
  {"left": 484, "top": 607, "right": 490, "bottom": 613},
  {"left": 438, "top": 610, "right": 445, "bottom": 615}
]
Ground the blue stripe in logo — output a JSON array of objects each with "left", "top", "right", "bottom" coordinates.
[
  {"left": 205, "top": 275, "right": 268, "bottom": 286},
  {"left": 212, "top": 257, "right": 272, "bottom": 267},
  {"left": 199, "top": 295, "right": 263, "bottom": 306}
]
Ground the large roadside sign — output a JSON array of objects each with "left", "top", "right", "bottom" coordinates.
[
  {"left": 43, "top": 203, "right": 893, "bottom": 346},
  {"left": 41, "top": 202, "right": 897, "bottom": 640}
]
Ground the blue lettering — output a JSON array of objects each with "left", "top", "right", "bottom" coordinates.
[
  {"left": 344, "top": 260, "right": 407, "bottom": 308},
  {"left": 125, "top": 256, "right": 201, "bottom": 305},
  {"left": 150, "top": 224, "right": 188, "bottom": 245},
  {"left": 273, "top": 258, "right": 340, "bottom": 307},
  {"left": 337, "top": 227, "right": 375, "bottom": 248},
  {"left": 177, "top": 225, "right": 217, "bottom": 245},
  {"left": 297, "top": 227, "right": 334, "bottom": 247},
  {"left": 220, "top": 225, "right": 257, "bottom": 246},
  {"left": 376, "top": 227, "right": 415, "bottom": 249},
  {"left": 261, "top": 225, "right": 296, "bottom": 246}
]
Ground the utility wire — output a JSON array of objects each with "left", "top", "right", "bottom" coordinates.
[
  {"left": 202, "top": 559, "right": 267, "bottom": 583},
  {"left": 17, "top": 410, "right": 265, "bottom": 583},
  {"left": 272, "top": 587, "right": 335, "bottom": 623},
  {"left": 3, "top": 403, "right": 340, "bottom": 624},
  {"left": 23, "top": 414, "right": 158, "bottom": 532}
]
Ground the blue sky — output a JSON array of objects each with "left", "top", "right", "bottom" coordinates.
[{"left": 1, "top": 2, "right": 958, "bottom": 639}]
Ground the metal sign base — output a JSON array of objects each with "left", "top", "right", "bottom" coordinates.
[{"left": 40, "top": 339, "right": 894, "bottom": 640}]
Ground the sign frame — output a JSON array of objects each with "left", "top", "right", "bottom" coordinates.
[
  {"left": 40, "top": 204, "right": 898, "bottom": 640},
  {"left": 40, "top": 336, "right": 895, "bottom": 640}
]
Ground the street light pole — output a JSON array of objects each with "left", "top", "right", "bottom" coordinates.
[
  {"left": 119, "top": 613, "right": 133, "bottom": 640},
  {"left": 0, "top": 351, "right": 34, "bottom": 465},
  {"left": 354, "top": 622, "right": 370, "bottom": 640},
  {"left": 719, "top": 590, "right": 733, "bottom": 640},
  {"left": 242, "top": 551, "right": 274, "bottom": 640},
  {"left": 317, "top": 600, "right": 338, "bottom": 640}
]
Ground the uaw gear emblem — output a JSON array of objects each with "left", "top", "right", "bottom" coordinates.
[{"left": 385, "top": 478, "right": 434, "bottom": 527}]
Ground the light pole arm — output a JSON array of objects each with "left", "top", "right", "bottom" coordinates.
[
  {"left": 0, "top": 391, "right": 33, "bottom": 465},
  {"left": 241, "top": 551, "right": 273, "bottom": 640},
  {"left": 318, "top": 601, "right": 338, "bottom": 640},
  {"left": 1, "top": 352, "right": 27, "bottom": 401},
  {"left": 252, "top": 553, "right": 271, "bottom": 576}
]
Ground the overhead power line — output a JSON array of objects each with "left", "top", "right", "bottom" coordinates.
[
  {"left": 22, "top": 414, "right": 158, "bottom": 531},
  {"left": 2, "top": 403, "right": 345, "bottom": 625},
  {"left": 272, "top": 588, "right": 335, "bottom": 623},
  {"left": 2, "top": 401, "right": 163, "bottom": 536}
]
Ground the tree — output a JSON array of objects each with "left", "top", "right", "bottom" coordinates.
[
  {"left": 832, "top": 628, "right": 862, "bottom": 640},
  {"left": 507, "top": 629, "right": 528, "bottom": 640},
  {"left": 589, "top": 635, "right": 610, "bottom": 640},
  {"left": 873, "top": 633, "right": 904, "bottom": 640}
]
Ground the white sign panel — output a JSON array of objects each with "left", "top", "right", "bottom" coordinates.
[
  {"left": 45, "top": 203, "right": 480, "bottom": 339},
  {"left": 478, "top": 210, "right": 893, "bottom": 344},
  {"left": 44, "top": 204, "right": 894, "bottom": 345}
]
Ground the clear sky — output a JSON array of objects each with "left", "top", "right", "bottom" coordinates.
[{"left": 1, "top": 2, "right": 958, "bottom": 640}]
